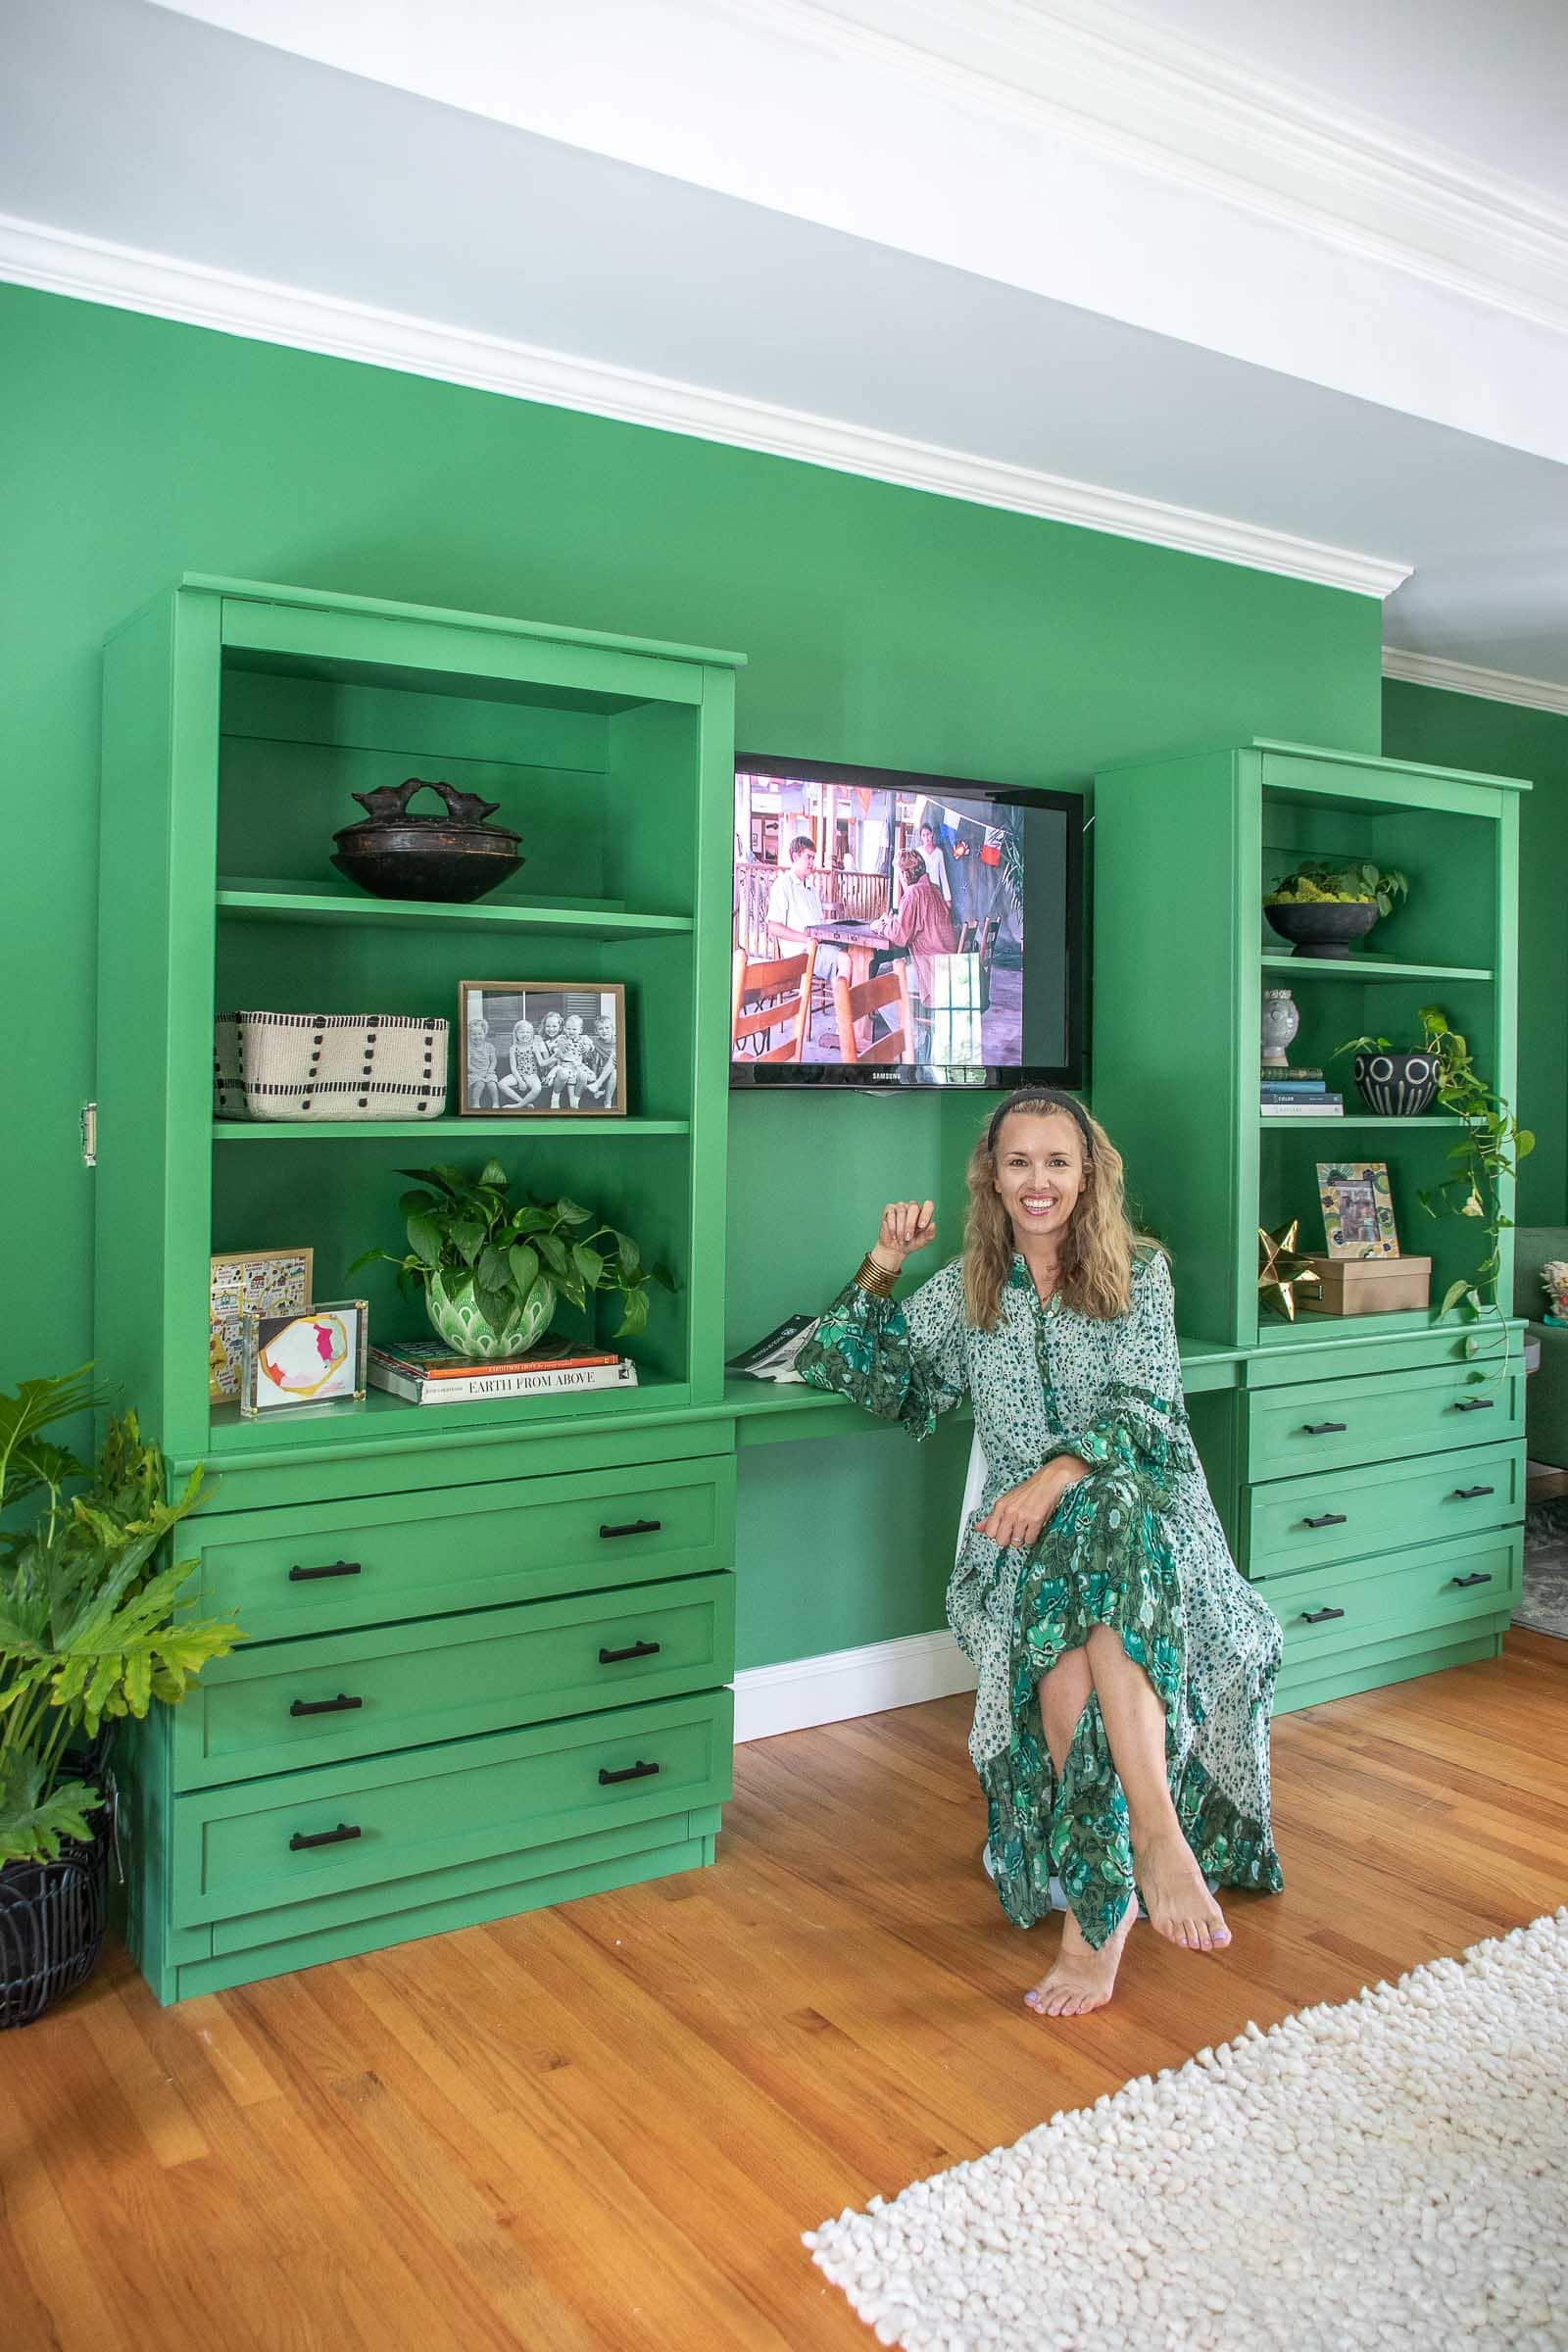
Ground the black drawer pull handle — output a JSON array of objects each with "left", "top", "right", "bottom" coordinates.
[
  {"left": 1452, "top": 1571, "right": 1494, "bottom": 1589},
  {"left": 289, "top": 1692, "right": 365, "bottom": 1718},
  {"left": 599, "top": 1640, "right": 662, "bottom": 1665},
  {"left": 1452, "top": 1486, "right": 1494, "bottom": 1501},
  {"left": 598, "top": 1759, "right": 661, "bottom": 1786},
  {"left": 1451, "top": 1397, "right": 1494, "bottom": 1412},
  {"left": 289, "top": 1558, "right": 364, "bottom": 1583},
  {"left": 1300, "top": 1605, "right": 1347, "bottom": 1625},
  {"left": 1302, "top": 1421, "right": 1348, "bottom": 1436},
  {"left": 1302, "top": 1512, "right": 1348, "bottom": 1530},
  {"left": 289, "top": 1822, "right": 362, "bottom": 1851},
  {"left": 599, "top": 1518, "right": 662, "bottom": 1540}
]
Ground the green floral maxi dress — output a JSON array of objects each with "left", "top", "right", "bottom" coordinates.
[{"left": 796, "top": 1250, "right": 1285, "bottom": 1950}]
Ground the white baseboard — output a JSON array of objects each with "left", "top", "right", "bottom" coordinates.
[{"left": 733, "top": 1628, "right": 976, "bottom": 1743}]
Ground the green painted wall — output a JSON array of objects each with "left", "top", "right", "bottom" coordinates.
[
  {"left": 2, "top": 283, "right": 1384, "bottom": 1667},
  {"left": 1382, "top": 681, "right": 1568, "bottom": 1231}
]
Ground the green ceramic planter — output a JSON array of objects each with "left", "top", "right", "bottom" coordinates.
[{"left": 424, "top": 1268, "right": 557, "bottom": 1360}]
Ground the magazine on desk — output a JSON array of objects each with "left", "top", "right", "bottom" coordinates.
[{"left": 725, "top": 1313, "right": 821, "bottom": 1384}]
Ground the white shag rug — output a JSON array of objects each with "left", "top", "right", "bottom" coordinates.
[{"left": 806, "top": 1909, "right": 1568, "bottom": 2351}]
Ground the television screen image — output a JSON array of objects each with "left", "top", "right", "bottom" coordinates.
[{"left": 731, "top": 756, "right": 1084, "bottom": 1090}]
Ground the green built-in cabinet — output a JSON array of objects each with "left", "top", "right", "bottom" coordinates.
[
  {"left": 98, "top": 589, "right": 1532, "bottom": 2005},
  {"left": 97, "top": 576, "right": 745, "bottom": 2001},
  {"left": 1092, "top": 738, "right": 1529, "bottom": 1710}
]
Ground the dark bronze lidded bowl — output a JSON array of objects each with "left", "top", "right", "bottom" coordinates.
[{"left": 331, "top": 777, "right": 523, "bottom": 904}]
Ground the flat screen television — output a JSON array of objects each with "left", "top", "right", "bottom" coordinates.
[{"left": 731, "top": 755, "right": 1086, "bottom": 1090}]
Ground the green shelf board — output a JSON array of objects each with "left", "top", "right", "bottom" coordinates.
[
  {"left": 216, "top": 881, "right": 694, "bottom": 938},
  {"left": 722, "top": 1331, "right": 1246, "bottom": 1435},
  {"left": 1250, "top": 1311, "right": 1525, "bottom": 1349},
  {"left": 206, "top": 1373, "right": 696, "bottom": 1457},
  {"left": 1258, "top": 955, "right": 1494, "bottom": 982},
  {"left": 186, "top": 571, "right": 747, "bottom": 668},
  {"left": 1257, "top": 1114, "right": 1460, "bottom": 1128},
  {"left": 213, "top": 1117, "right": 690, "bottom": 1140}
]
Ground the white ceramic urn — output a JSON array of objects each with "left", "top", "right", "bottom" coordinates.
[{"left": 1261, "top": 988, "right": 1300, "bottom": 1068}]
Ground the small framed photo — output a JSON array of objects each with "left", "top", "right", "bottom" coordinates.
[
  {"left": 1317, "top": 1161, "right": 1399, "bottom": 1258},
  {"left": 460, "top": 981, "right": 625, "bottom": 1118},
  {"left": 210, "top": 1246, "right": 314, "bottom": 1401},
  {"left": 238, "top": 1299, "right": 368, "bottom": 1417}
]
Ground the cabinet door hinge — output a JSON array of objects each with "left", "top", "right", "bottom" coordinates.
[{"left": 81, "top": 1102, "right": 98, "bottom": 1167}]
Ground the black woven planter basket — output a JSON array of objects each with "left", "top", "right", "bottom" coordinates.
[{"left": 0, "top": 1777, "right": 116, "bottom": 2030}]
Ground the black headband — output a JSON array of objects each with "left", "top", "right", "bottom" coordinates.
[{"left": 985, "top": 1088, "right": 1094, "bottom": 1157}]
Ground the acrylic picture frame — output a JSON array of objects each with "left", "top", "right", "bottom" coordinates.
[
  {"left": 1316, "top": 1161, "right": 1399, "bottom": 1258},
  {"left": 459, "top": 981, "right": 626, "bottom": 1117},
  {"left": 210, "top": 1245, "right": 314, "bottom": 1401},
  {"left": 237, "top": 1298, "right": 368, "bottom": 1416}
]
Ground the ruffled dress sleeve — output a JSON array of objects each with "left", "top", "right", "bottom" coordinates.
[
  {"left": 1043, "top": 1247, "right": 1187, "bottom": 1506},
  {"left": 796, "top": 1260, "right": 968, "bottom": 1441}
]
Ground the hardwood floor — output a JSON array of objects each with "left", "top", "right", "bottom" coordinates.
[{"left": 5, "top": 1632, "right": 1566, "bottom": 2352}]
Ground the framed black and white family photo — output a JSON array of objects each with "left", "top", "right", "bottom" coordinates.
[{"left": 459, "top": 980, "right": 625, "bottom": 1118}]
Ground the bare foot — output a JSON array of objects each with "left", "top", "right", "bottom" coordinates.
[
  {"left": 1134, "top": 1826, "right": 1231, "bottom": 1951},
  {"left": 1023, "top": 1892, "right": 1138, "bottom": 2018}
]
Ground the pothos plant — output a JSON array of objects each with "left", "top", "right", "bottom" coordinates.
[
  {"left": 1337, "top": 1004, "right": 1534, "bottom": 1359},
  {"left": 352, "top": 1160, "right": 676, "bottom": 1348},
  {"left": 0, "top": 1370, "right": 242, "bottom": 1867}
]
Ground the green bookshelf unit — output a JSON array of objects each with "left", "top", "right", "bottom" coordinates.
[
  {"left": 1093, "top": 738, "right": 1529, "bottom": 1712},
  {"left": 96, "top": 576, "right": 744, "bottom": 2002}
]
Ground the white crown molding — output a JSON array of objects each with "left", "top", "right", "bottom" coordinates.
[
  {"left": 0, "top": 213, "right": 1413, "bottom": 600},
  {"left": 733, "top": 1627, "right": 975, "bottom": 1743},
  {"left": 1382, "top": 647, "right": 1568, "bottom": 718},
  {"left": 730, "top": 0, "right": 1568, "bottom": 332}
]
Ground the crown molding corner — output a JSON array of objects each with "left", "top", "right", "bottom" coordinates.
[
  {"left": 0, "top": 211, "right": 1411, "bottom": 601},
  {"left": 1381, "top": 646, "right": 1568, "bottom": 717},
  {"left": 740, "top": 0, "right": 1568, "bottom": 334}
]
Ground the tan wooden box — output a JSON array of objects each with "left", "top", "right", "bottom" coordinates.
[{"left": 1297, "top": 1254, "right": 1432, "bottom": 1315}]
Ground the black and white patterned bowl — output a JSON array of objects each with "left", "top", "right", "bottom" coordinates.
[{"left": 1352, "top": 1050, "right": 1439, "bottom": 1116}]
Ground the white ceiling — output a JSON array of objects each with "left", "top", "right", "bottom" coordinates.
[{"left": 5, "top": 0, "right": 1567, "bottom": 696}]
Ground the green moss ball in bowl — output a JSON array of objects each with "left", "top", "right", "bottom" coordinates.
[{"left": 1263, "top": 897, "right": 1382, "bottom": 958}]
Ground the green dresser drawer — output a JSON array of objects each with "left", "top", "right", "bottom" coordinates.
[
  {"left": 172, "top": 1572, "right": 735, "bottom": 1789},
  {"left": 1247, "top": 1360, "right": 1524, "bottom": 1482},
  {"left": 1246, "top": 1441, "right": 1524, "bottom": 1579},
  {"left": 1270, "top": 1525, "right": 1522, "bottom": 1670},
  {"left": 187, "top": 1453, "right": 736, "bottom": 1642},
  {"left": 170, "top": 1688, "right": 734, "bottom": 1927}
]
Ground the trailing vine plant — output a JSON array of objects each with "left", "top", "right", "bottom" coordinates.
[{"left": 1337, "top": 1004, "right": 1534, "bottom": 1374}]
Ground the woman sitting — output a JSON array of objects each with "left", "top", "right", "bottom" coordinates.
[{"left": 797, "top": 1088, "right": 1286, "bottom": 2017}]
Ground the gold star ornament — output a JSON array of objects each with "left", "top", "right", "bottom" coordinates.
[{"left": 1258, "top": 1219, "right": 1324, "bottom": 1323}]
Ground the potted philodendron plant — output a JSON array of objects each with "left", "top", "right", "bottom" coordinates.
[
  {"left": 0, "top": 1370, "right": 241, "bottom": 2026},
  {"left": 1264, "top": 859, "right": 1409, "bottom": 959},
  {"left": 1338, "top": 1004, "right": 1534, "bottom": 1355},
  {"left": 352, "top": 1160, "right": 676, "bottom": 1360}
]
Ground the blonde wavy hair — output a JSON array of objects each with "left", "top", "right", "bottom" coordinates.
[{"left": 961, "top": 1090, "right": 1158, "bottom": 1329}]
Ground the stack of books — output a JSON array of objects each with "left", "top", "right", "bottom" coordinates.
[
  {"left": 1260, "top": 1064, "right": 1344, "bottom": 1117},
  {"left": 368, "top": 1339, "right": 638, "bottom": 1403}
]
